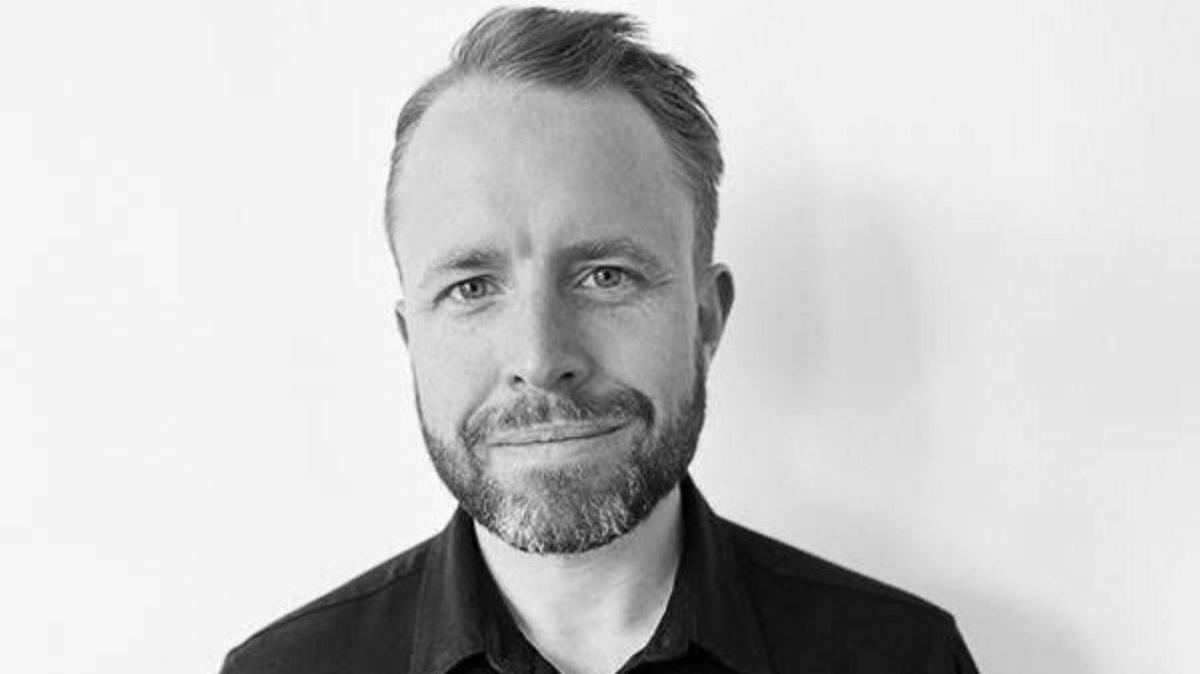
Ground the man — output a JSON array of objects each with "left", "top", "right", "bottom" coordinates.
[{"left": 222, "top": 7, "right": 978, "bottom": 673}]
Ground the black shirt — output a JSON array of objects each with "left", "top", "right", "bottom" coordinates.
[{"left": 221, "top": 477, "right": 978, "bottom": 673}]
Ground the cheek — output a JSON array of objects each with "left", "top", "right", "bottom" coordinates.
[
  {"left": 590, "top": 298, "right": 699, "bottom": 403},
  {"left": 408, "top": 324, "right": 494, "bottom": 432}
]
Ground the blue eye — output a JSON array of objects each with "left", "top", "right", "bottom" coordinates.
[{"left": 447, "top": 277, "right": 496, "bottom": 303}]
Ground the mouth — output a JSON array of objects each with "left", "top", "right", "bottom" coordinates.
[{"left": 487, "top": 420, "right": 629, "bottom": 447}]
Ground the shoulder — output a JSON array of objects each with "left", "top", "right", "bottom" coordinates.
[
  {"left": 725, "top": 517, "right": 952, "bottom": 620},
  {"left": 723, "top": 518, "right": 976, "bottom": 670},
  {"left": 219, "top": 535, "right": 434, "bottom": 674}
]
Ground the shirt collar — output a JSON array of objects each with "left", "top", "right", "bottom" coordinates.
[
  {"left": 668, "top": 476, "right": 773, "bottom": 674},
  {"left": 408, "top": 475, "right": 773, "bottom": 674},
  {"left": 408, "top": 503, "right": 491, "bottom": 674}
]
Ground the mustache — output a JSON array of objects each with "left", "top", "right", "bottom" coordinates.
[{"left": 461, "top": 388, "right": 655, "bottom": 448}]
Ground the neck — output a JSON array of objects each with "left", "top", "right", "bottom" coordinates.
[{"left": 474, "top": 486, "right": 683, "bottom": 674}]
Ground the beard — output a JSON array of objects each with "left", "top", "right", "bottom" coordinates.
[{"left": 418, "top": 356, "right": 707, "bottom": 555}]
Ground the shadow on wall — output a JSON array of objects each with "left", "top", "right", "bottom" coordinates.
[
  {"left": 959, "top": 587, "right": 1094, "bottom": 673},
  {"left": 725, "top": 169, "right": 933, "bottom": 495},
  {"left": 726, "top": 169, "right": 1091, "bottom": 673},
  {"left": 727, "top": 172, "right": 929, "bottom": 415}
]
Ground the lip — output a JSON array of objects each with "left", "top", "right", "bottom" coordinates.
[{"left": 488, "top": 421, "right": 629, "bottom": 446}]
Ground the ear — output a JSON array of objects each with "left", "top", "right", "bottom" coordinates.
[
  {"left": 697, "top": 263, "right": 735, "bottom": 367},
  {"left": 393, "top": 299, "right": 410, "bottom": 345}
]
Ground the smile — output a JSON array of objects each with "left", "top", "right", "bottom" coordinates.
[{"left": 487, "top": 421, "right": 629, "bottom": 446}]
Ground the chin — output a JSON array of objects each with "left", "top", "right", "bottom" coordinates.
[
  {"left": 420, "top": 356, "right": 707, "bottom": 554},
  {"left": 485, "top": 465, "right": 652, "bottom": 554}
]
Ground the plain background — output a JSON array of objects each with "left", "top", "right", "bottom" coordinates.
[{"left": 2, "top": 0, "right": 1197, "bottom": 672}]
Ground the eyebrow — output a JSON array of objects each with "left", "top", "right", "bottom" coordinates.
[
  {"left": 415, "top": 236, "right": 672, "bottom": 292},
  {"left": 556, "top": 237, "right": 670, "bottom": 276},
  {"left": 417, "top": 245, "right": 506, "bottom": 292}
]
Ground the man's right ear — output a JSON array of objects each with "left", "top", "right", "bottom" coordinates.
[{"left": 393, "top": 299, "right": 410, "bottom": 345}]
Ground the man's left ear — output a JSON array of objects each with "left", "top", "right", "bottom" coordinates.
[
  {"left": 697, "top": 263, "right": 735, "bottom": 366},
  {"left": 393, "top": 299, "right": 410, "bottom": 345}
]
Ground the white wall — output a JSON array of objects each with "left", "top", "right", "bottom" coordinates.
[{"left": 2, "top": 1, "right": 1196, "bottom": 672}]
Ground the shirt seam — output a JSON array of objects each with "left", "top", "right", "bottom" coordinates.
[
  {"left": 737, "top": 551, "right": 958, "bottom": 627},
  {"left": 226, "top": 554, "right": 428, "bottom": 664}
]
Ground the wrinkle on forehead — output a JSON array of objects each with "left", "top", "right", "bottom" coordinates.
[{"left": 388, "top": 78, "right": 695, "bottom": 287}]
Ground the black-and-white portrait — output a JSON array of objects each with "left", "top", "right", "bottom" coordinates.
[{"left": 3, "top": 2, "right": 1197, "bottom": 673}]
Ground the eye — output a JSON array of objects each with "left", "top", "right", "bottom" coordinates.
[
  {"left": 581, "top": 266, "right": 633, "bottom": 290},
  {"left": 446, "top": 277, "right": 497, "bottom": 303}
]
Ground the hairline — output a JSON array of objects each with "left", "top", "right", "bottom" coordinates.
[{"left": 385, "top": 73, "right": 713, "bottom": 283}]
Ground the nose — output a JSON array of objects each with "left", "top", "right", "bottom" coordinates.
[{"left": 502, "top": 287, "right": 594, "bottom": 391}]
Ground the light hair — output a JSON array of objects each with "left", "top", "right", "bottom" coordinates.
[{"left": 384, "top": 6, "right": 723, "bottom": 275}]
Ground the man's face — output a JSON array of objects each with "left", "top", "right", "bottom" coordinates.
[{"left": 389, "top": 79, "right": 728, "bottom": 554}]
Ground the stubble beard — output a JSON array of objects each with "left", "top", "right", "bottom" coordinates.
[{"left": 418, "top": 358, "right": 707, "bottom": 555}]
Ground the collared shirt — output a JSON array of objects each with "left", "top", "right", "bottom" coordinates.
[{"left": 221, "top": 477, "right": 978, "bottom": 673}]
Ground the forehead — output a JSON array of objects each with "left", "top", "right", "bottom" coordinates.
[{"left": 389, "top": 78, "right": 694, "bottom": 284}]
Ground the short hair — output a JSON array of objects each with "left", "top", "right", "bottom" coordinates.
[{"left": 384, "top": 6, "right": 723, "bottom": 275}]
